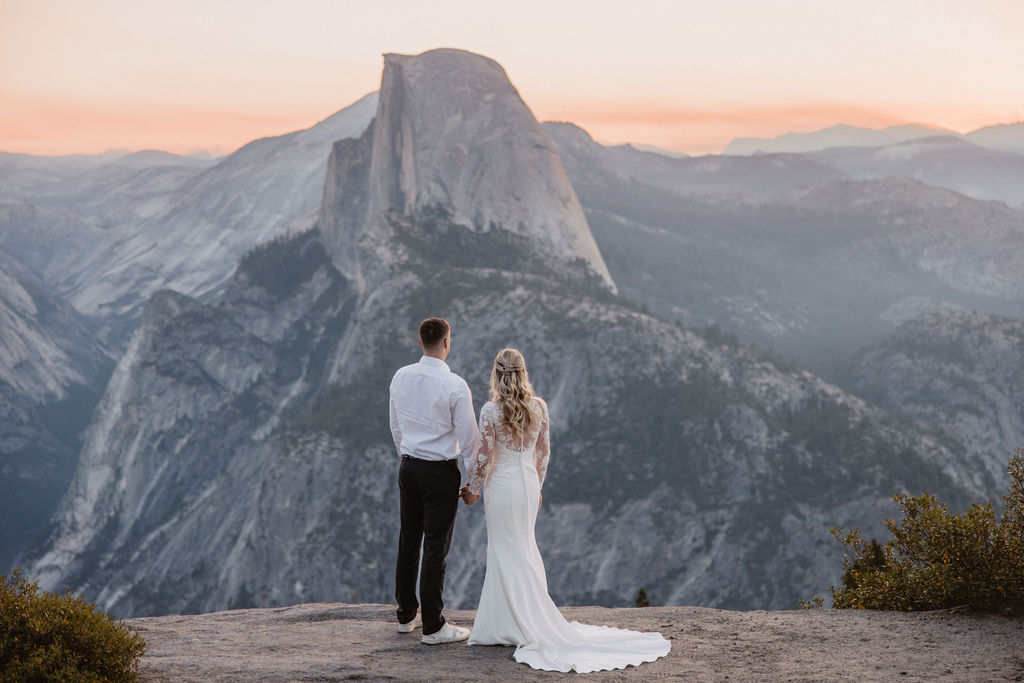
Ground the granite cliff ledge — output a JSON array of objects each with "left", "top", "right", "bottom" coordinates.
[{"left": 127, "top": 602, "right": 1023, "bottom": 681}]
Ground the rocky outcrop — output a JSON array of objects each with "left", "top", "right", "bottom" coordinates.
[
  {"left": 29, "top": 230, "right": 356, "bottom": 609},
  {"left": 852, "top": 308, "right": 1024, "bottom": 493},
  {"left": 0, "top": 251, "right": 112, "bottom": 574},
  {"left": 126, "top": 602, "right": 1024, "bottom": 682},
  {"left": 0, "top": 255, "right": 109, "bottom": 403},
  {"left": 320, "top": 49, "right": 614, "bottom": 292}
]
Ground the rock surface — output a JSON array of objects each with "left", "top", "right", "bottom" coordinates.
[
  {"left": 548, "top": 122, "right": 1024, "bottom": 386},
  {"left": 852, "top": 308, "right": 1024, "bottom": 491},
  {"left": 127, "top": 602, "right": 1024, "bottom": 682},
  {"left": 0, "top": 92, "right": 376, "bottom": 348},
  {"left": 0, "top": 251, "right": 112, "bottom": 573},
  {"left": 321, "top": 49, "right": 614, "bottom": 292}
]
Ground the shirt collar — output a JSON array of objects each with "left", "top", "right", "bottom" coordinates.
[{"left": 419, "top": 355, "right": 450, "bottom": 371}]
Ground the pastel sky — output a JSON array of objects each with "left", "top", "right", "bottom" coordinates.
[{"left": 2, "top": 0, "right": 1023, "bottom": 156}]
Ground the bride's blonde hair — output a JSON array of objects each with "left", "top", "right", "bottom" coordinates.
[{"left": 489, "top": 348, "right": 538, "bottom": 438}]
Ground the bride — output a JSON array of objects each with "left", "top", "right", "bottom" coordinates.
[{"left": 459, "top": 348, "right": 671, "bottom": 673}]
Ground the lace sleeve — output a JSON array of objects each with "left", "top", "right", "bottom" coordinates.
[
  {"left": 535, "top": 399, "right": 550, "bottom": 490},
  {"left": 468, "top": 403, "right": 498, "bottom": 495}
]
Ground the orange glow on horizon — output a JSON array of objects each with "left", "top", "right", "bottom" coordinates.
[
  {"left": 0, "top": 91, "right": 346, "bottom": 157},
  {"left": 2, "top": 0, "right": 1022, "bottom": 158},
  {"left": 3, "top": 91, "right": 1020, "bottom": 158},
  {"left": 529, "top": 96, "right": 1023, "bottom": 155}
]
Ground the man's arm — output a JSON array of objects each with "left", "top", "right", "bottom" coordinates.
[
  {"left": 389, "top": 380, "right": 403, "bottom": 457},
  {"left": 451, "top": 382, "right": 479, "bottom": 472}
]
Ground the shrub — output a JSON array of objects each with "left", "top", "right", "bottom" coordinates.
[
  {"left": 634, "top": 588, "right": 650, "bottom": 608},
  {"left": 0, "top": 569, "right": 146, "bottom": 682},
  {"left": 823, "top": 452, "right": 1024, "bottom": 614}
]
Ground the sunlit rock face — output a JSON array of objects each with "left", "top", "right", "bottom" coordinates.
[{"left": 320, "top": 48, "right": 614, "bottom": 292}]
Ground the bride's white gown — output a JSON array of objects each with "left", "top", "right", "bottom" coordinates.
[{"left": 465, "top": 399, "right": 671, "bottom": 673}]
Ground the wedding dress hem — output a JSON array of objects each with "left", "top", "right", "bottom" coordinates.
[{"left": 466, "top": 399, "right": 671, "bottom": 673}]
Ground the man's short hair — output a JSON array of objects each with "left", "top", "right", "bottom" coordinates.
[{"left": 419, "top": 317, "right": 451, "bottom": 348}]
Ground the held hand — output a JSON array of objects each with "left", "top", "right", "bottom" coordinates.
[
  {"left": 459, "top": 485, "right": 480, "bottom": 505},
  {"left": 539, "top": 493, "right": 542, "bottom": 509}
]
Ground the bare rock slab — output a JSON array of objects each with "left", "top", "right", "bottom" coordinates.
[{"left": 127, "top": 602, "right": 1024, "bottom": 682}]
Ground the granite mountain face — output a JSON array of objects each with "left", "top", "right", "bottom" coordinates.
[
  {"left": 0, "top": 92, "right": 379, "bottom": 572},
  {"left": 0, "top": 93, "right": 377, "bottom": 348},
  {"left": 320, "top": 50, "right": 614, "bottom": 293},
  {"left": 24, "top": 49, "right": 987, "bottom": 618},
  {"left": 0, "top": 250, "right": 113, "bottom": 574},
  {"left": 851, "top": 308, "right": 1024, "bottom": 491}
]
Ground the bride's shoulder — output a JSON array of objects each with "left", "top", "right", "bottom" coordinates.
[
  {"left": 480, "top": 401, "right": 500, "bottom": 416},
  {"left": 531, "top": 396, "right": 548, "bottom": 413}
]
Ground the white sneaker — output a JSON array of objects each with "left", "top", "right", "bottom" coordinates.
[
  {"left": 397, "top": 612, "right": 421, "bottom": 633},
  {"left": 421, "top": 621, "right": 470, "bottom": 645}
]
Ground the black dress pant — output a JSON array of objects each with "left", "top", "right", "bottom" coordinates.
[{"left": 395, "top": 455, "right": 461, "bottom": 635}]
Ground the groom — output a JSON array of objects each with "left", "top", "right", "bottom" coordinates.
[{"left": 389, "top": 317, "right": 479, "bottom": 644}]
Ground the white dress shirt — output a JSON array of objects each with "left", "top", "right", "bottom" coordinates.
[{"left": 389, "top": 356, "right": 480, "bottom": 469}]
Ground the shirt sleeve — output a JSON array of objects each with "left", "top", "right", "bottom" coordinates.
[
  {"left": 452, "top": 381, "right": 479, "bottom": 473},
  {"left": 467, "top": 403, "right": 497, "bottom": 495},
  {"left": 535, "top": 399, "right": 550, "bottom": 489},
  {"left": 389, "top": 377, "right": 403, "bottom": 457}
]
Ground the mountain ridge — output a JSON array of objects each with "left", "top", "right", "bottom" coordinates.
[
  {"left": 724, "top": 121, "right": 1024, "bottom": 156},
  {"left": 319, "top": 49, "right": 614, "bottom": 293}
]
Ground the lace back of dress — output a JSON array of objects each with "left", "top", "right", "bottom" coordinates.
[
  {"left": 469, "top": 396, "right": 550, "bottom": 495},
  {"left": 496, "top": 400, "right": 542, "bottom": 453}
]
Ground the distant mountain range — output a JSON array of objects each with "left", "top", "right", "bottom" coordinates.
[
  {"left": 2, "top": 48, "right": 1021, "bottom": 619},
  {"left": 812, "top": 136, "right": 1024, "bottom": 208},
  {"left": 0, "top": 93, "right": 378, "bottom": 347},
  {"left": 548, "top": 122, "right": 1024, "bottom": 385},
  {"left": 724, "top": 121, "right": 1024, "bottom": 156}
]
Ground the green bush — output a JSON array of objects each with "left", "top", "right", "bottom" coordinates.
[
  {"left": 0, "top": 569, "right": 146, "bottom": 682},
  {"left": 823, "top": 453, "right": 1024, "bottom": 614}
]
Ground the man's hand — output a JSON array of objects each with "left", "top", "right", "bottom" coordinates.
[{"left": 459, "top": 485, "right": 480, "bottom": 505}]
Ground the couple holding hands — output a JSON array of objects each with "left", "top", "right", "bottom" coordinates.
[{"left": 389, "top": 317, "right": 669, "bottom": 673}]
